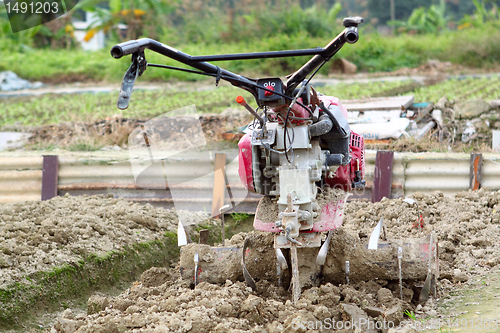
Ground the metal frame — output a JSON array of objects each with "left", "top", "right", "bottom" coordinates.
[{"left": 110, "top": 18, "right": 363, "bottom": 101}]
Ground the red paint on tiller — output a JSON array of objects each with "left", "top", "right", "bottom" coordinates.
[{"left": 253, "top": 194, "right": 350, "bottom": 233}]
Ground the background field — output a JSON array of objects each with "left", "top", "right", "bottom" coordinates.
[{"left": 1, "top": 0, "right": 500, "bottom": 83}]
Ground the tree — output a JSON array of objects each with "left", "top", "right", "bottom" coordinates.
[
  {"left": 81, "top": 0, "right": 178, "bottom": 42},
  {"left": 367, "top": 0, "right": 437, "bottom": 25},
  {"left": 459, "top": 0, "right": 500, "bottom": 29},
  {"left": 389, "top": 0, "right": 452, "bottom": 34}
]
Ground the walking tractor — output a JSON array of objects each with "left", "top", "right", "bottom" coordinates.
[{"left": 112, "top": 17, "right": 439, "bottom": 303}]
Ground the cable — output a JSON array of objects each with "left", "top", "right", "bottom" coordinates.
[
  {"left": 304, "top": 58, "right": 329, "bottom": 88},
  {"left": 148, "top": 62, "right": 309, "bottom": 164},
  {"left": 147, "top": 63, "right": 313, "bottom": 116},
  {"left": 283, "top": 106, "right": 295, "bottom": 163},
  {"left": 286, "top": 123, "right": 295, "bottom": 163},
  {"left": 282, "top": 60, "right": 324, "bottom": 164},
  {"left": 259, "top": 113, "right": 294, "bottom": 156},
  {"left": 148, "top": 63, "right": 216, "bottom": 77}
]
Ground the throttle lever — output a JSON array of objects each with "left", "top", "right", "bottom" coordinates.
[{"left": 117, "top": 51, "right": 147, "bottom": 110}]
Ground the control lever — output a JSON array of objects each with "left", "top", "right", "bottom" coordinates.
[
  {"left": 117, "top": 51, "right": 147, "bottom": 110},
  {"left": 236, "top": 96, "right": 264, "bottom": 127}
]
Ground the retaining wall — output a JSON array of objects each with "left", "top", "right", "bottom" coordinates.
[{"left": 0, "top": 150, "right": 499, "bottom": 212}]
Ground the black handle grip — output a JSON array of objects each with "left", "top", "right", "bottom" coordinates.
[
  {"left": 111, "top": 40, "right": 141, "bottom": 59},
  {"left": 345, "top": 27, "right": 359, "bottom": 44}
]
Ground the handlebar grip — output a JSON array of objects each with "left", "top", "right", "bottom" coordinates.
[
  {"left": 111, "top": 40, "right": 141, "bottom": 59},
  {"left": 345, "top": 27, "right": 359, "bottom": 44}
]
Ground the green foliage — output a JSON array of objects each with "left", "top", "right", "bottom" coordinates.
[
  {"left": 0, "top": 6, "right": 37, "bottom": 51},
  {"left": 319, "top": 80, "right": 414, "bottom": 100},
  {"left": 1, "top": 3, "right": 500, "bottom": 82},
  {"left": 0, "top": 29, "right": 458, "bottom": 82},
  {"left": 6, "top": 76, "right": 500, "bottom": 129},
  {"left": 414, "top": 76, "right": 500, "bottom": 102},
  {"left": 367, "top": 0, "right": 436, "bottom": 25},
  {"left": 0, "top": 80, "right": 411, "bottom": 126},
  {"left": 459, "top": 0, "right": 500, "bottom": 28},
  {"left": 80, "top": 0, "right": 177, "bottom": 41},
  {"left": 389, "top": 0, "right": 452, "bottom": 34},
  {"left": 175, "top": 2, "right": 343, "bottom": 44},
  {"left": 249, "top": 3, "right": 343, "bottom": 39},
  {"left": 0, "top": 86, "right": 254, "bottom": 126},
  {"left": 444, "top": 22, "right": 500, "bottom": 67},
  {"left": 230, "top": 212, "right": 250, "bottom": 225},
  {"left": 337, "top": 31, "right": 452, "bottom": 72},
  {"left": 404, "top": 309, "right": 417, "bottom": 320},
  {"left": 0, "top": 2, "right": 74, "bottom": 50},
  {"left": 0, "top": 0, "right": 498, "bottom": 54}
]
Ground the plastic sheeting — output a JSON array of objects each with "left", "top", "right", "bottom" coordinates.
[
  {"left": 350, "top": 118, "right": 410, "bottom": 140},
  {"left": 0, "top": 71, "right": 43, "bottom": 91}
]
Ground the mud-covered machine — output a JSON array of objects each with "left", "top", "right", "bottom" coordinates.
[{"left": 111, "top": 17, "right": 438, "bottom": 303}]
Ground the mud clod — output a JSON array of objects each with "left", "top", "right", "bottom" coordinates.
[
  {"left": 54, "top": 317, "right": 84, "bottom": 333},
  {"left": 141, "top": 267, "right": 171, "bottom": 287},
  {"left": 87, "top": 295, "right": 109, "bottom": 315},
  {"left": 377, "top": 288, "right": 393, "bottom": 304}
]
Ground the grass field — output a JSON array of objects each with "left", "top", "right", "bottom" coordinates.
[
  {"left": 3, "top": 76, "right": 499, "bottom": 152},
  {"left": 414, "top": 76, "right": 500, "bottom": 102},
  {"left": 2, "top": 76, "right": 500, "bottom": 127},
  {"left": 1, "top": 23, "right": 500, "bottom": 84},
  {"left": 0, "top": 79, "right": 414, "bottom": 126}
]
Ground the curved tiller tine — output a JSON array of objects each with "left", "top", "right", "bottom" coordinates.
[
  {"left": 242, "top": 237, "right": 257, "bottom": 291},
  {"left": 316, "top": 230, "right": 334, "bottom": 266}
]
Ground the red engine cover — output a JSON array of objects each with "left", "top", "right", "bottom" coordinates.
[
  {"left": 238, "top": 133, "right": 254, "bottom": 191},
  {"left": 323, "top": 131, "right": 365, "bottom": 191},
  {"left": 237, "top": 131, "right": 365, "bottom": 193}
]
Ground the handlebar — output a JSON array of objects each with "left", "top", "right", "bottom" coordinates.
[
  {"left": 285, "top": 19, "right": 363, "bottom": 95},
  {"left": 112, "top": 38, "right": 267, "bottom": 100},
  {"left": 110, "top": 39, "right": 145, "bottom": 58},
  {"left": 111, "top": 16, "right": 363, "bottom": 103}
]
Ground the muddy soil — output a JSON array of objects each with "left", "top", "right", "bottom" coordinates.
[
  {"left": 43, "top": 189, "right": 500, "bottom": 333},
  {"left": 0, "top": 194, "right": 208, "bottom": 288},
  {"left": 57, "top": 254, "right": 412, "bottom": 333}
]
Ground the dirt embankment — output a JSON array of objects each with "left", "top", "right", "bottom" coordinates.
[
  {"left": 46, "top": 189, "right": 500, "bottom": 333},
  {"left": 0, "top": 194, "right": 214, "bottom": 329},
  {"left": 23, "top": 108, "right": 252, "bottom": 151},
  {"left": 0, "top": 194, "right": 183, "bottom": 288}
]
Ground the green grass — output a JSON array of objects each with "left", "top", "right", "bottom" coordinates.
[
  {"left": 230, "top": 212, "right": 250, "bottom": 225},
  {"left": 2, "top": 24, "right": 500, "bottom": 84},
  {"left": 0, "top": 80, "right": 413, "bottom": 126},
  {"left": 5, "top": 76, "right": 498, "bottom": 129},
  {"left": 0, "top": 86, "right": 251, "bottom": 126},
  {"left": 319, "top": 80, "right": 415, "bottom": 100},
  {"left": 414, "top": 76, "right": 500, "bottom": 102},
  {"left": 405, "top": 309, "right": 417, "bottom": 320}
]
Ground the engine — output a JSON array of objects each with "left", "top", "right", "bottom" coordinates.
[{"left": 238, "top": 80, "right": 365, "bottom": 236}]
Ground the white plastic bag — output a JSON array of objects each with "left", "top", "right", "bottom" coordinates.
[{"left": 350, "top": 118, "right": 410, "bottom": 140}]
